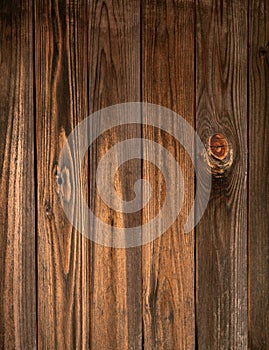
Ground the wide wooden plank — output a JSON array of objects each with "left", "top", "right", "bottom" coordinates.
[
  {"left": 35, "top": 1, "right": 90, "bottom": 348},
  {"left": 196, "top": 0, "right": 248, "bottom": 348},
  {"left": 0, "top": 0, "right": 36, "bottom": 348},
  {"left": 88, "top": 1, "right": 141, "bottom": 349},
  {"left": 142, "top": 1, "right": 195, "bottom": 349},
  {"left": 249, "top": 0, "right": 269, "bottom": 348}
]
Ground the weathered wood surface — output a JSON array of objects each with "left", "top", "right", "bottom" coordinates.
[
  {"left": 196, "top": 0, "right": 248, "bottom": 348},
  {"left": 35, "top": 1, "right": 90, "bottom": 348},
  {"left": 88, "top": 1, "right": 142, "bottom": 349},
  {"left": 0, "top": 0, "right": 36, "bottom": 348},
  {"left": 0, "top": 0, "right": 269, "bottom": 349},
  {"left": 249, "top": 0, "right": 269, "bottom": 348},
  {"left": 142, "top": 1, "right": 195, "bottom": 349}
]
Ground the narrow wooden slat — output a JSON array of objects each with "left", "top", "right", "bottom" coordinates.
[
  {"left": 35, "top": 1, "right": 90, "bottom": 348},
  {"left": 0, "top": 0, "right": 36, "bottom": 348},
  {"left": 249, "top": 0, "right": 269, "bottom": 347},
  {"left": 142, "top": 1, "right": 195, "bottom": 348},
  {"left": 88, "top": 1, "right": 142, "bottom": 349},
  {"left": 196, "top": 0, "right": 248, "bottom": 348}
]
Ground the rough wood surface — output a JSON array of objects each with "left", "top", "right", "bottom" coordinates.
[
  {"left": 35, "top": 1, "right": 90, "bottom": 348},
  {"left": 196, "top": 0, "right": 248, "bottom": 348},
  {"left": 142, "top": 1, "right": 195, "bottom": 349},
  {"left": 88, "top": 1, "right": 142, "bottom": 349},
  {"left": 0, "top": 0, "right": 36, "bottom": 348},
  {"left": 1, "top": 1, "right": 269, "bottom": 348},
  {"left": 249, "top": 0, "right": 269, "bottom": 348}
]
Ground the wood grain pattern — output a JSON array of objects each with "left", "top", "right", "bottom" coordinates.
[
  {"left": 88, "top": 1, "right": 142, "bottom": 349},
  {"left": 35, "top": 1, "right": 90, "bottom": 348},
  {"left": 0, "top": 0, "right": 36, "bottom": 349},
  {"left": 142, "top": 1, "right": 195, "bottom": 348},
  {"left": 196, "top": 0, "right": 248, "bottom": 348},
  {"left": 249, "top": 0, "right": 269, "bottom": 348},
  {"left": 2, "top": 1, "right": 269, "bottom": 348},
  {"left": 0, "top": 1, "right": 36, "bottom": 348}
]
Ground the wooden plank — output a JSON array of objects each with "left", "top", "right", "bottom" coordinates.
[
  {"left": 0, "top": 0, "right": 36, "bottom": 348},
  {"left": 142, "top": 1, "right": 195, "bottom": 349},
  {"left": 35, "top": 1, "right": 90, "bottom": 348},
  {"left": 196, "top": 0, "right": 248, "bottom": 348},
  {"left": 249, "top": 0, "right": 269, "bottom": 348},
  {"left": 88, "top": 1, "right": 142, "bottom": 349}
]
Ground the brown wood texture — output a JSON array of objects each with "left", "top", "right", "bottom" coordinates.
[
  {"left": 249, "top": 0, "right": 269, "bottom": 348},
  {"left": 142, "top": 1, "right": 195, "bottom": 349},
  {"left": 87, "top": 1, "right": 142, "bottom": 349},
  {"left": 1, "top": 0, "right": 269, "bottom": 349},
  {"left": 196, "top": 0, "right": 248, "bottom": 348},
  {"left": 0, "top": 0, "right": 36, "bottom": 348},
  {"left": 35, "top": 1, "right": 90, "bottom": 348}
]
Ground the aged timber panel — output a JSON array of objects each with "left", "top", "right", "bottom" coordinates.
[
  {"left": 88, "top": 1, "right": 142, "bottom": 349},
  {"left": 249, "top": 0, "right": 269, "bottom": 348},
  {"left": 0, "top": 1, "right": 36, "bottom": 348},
  {"left": 196, "top": 0, "right": 248, "bottom": 348},
  {"left": 35, "top": 1, "right": 90, "bottom": 348},
  {"left": 142, "top": 1, "right": 195, "bottom": 349}
]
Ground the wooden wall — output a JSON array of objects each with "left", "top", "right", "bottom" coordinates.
[{"left": 0, "top": 0, "right": 268, "bottom": 349}]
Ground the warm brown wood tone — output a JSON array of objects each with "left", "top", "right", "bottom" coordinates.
[
  {"left": 142, "top": 1, "right": 195, "bottom": 348},
  {"left": 2, "top": 0, "right": 269, "bottom": 348},
  {"left": 249, "top": 0, "right": 269, "bottom": 348},
  {"left": 0, "top": 1, "right": 36, "bottom": 348},
  {"left": 209, "top": 134, "right": 229, "bottom": 160},
  {"left": 196, "top": 0, "right": 248, "bottom": 348},
  {"left": 87, "top": 1, "right": 142, "bottom": 349},
  {"left": 35, "top": 1, "right": 90, "bottom": 348}
]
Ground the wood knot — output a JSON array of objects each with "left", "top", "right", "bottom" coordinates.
[
  {"left": 206, "top": 133, "right": 233, "bottom": 177},
  {"left": 45, "top": 201, "right": 53, "bottom": 220},
  {"left": 259, "top": 42, "right": 269, "bottom": 57},
  {"left": 56, "top": 166, "right": 71, "bottom": 202},
  {"left": 209, "top": 133, "right": 229, "bottom": 160}
]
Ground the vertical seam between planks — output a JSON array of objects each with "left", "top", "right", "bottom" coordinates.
[
  {"left": 87, "top": 1, "right": 91, "bottom": 349},
  {"left": 194, "top": 1, "right": 198, "bottom": 349},
  {"left": 247, "top": 0, "right": 250, "bottom": 348},
  {"left": 86, "top": 1, "right": 92, "bottom": 348},
  {"left": 32, "top": 0, "right": 38, "bottom": 347},
  {"left": 140, "top": 1, "right": 144, "bottom": 349}
]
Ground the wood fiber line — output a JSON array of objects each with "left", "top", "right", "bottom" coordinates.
[
  {"left": 35, "top": 1, "right": 90, "bottom": 348},
  {"left": 249, "top": 0, "right": 269, "bottom": 348},
  {"left": 0, "top": 1, "right": 36, "bottom": 348},
  {"left": 196, "top": 0, "right": 248, "bottom": 348},
  {"left": 88, "top": 1, "right": 142, "bottom": 349},
  {"left": 142, "top": 1, "right": 195, "bottom": 349}
]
